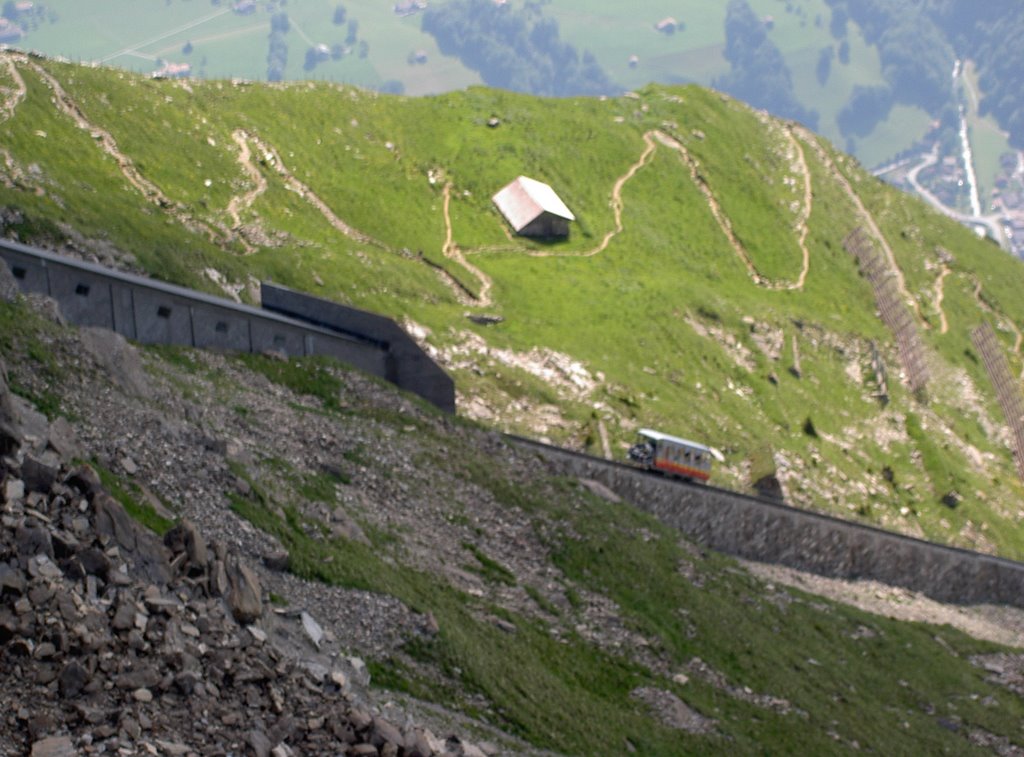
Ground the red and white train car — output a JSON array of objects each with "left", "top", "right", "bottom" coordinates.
[{"left": 627, "top": 428, "right": 719, "bottom": 483}]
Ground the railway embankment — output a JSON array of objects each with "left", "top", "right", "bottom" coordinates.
[{"left": 518, "top": 438, "right": 1024, "bottom": 609}]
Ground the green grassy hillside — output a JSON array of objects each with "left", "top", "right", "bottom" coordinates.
[
  {"left": 2, "top": 52, "right": 1024, "bottom": 560},
  {"left": 3, "top": 293, "right": 1024, "bottom": 755}
]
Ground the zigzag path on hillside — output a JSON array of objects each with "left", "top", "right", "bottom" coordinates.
[
  {"left": 441, "top": 182, "right": 493, "bottom": 307},
  {"left": 793, "top": 125, "right": 928, "bottom": 327},
  {"left": 924, "top": 253, "right": 1024, "bottom": 378},
  {"left": 226, "top": 130, "right": 267, "bottom": 253},
  {"left": 20, "top": 58, "right": 231, "bottom": 247},
  {"left": 0, "top": 53, "right": 28, "bottom": 188},
  {"left": 968, "top": 274, "right": 1024, "bottom": 379},
  {"left": 0, "top": 52, "right": 26, "bottom": 122},
  {"left": 233, "top": 131, "right": 381, "bottom": 250},
  {"left": 658, "top": 128, "right": 812, "bottom": 291},
  {"left": 482, "top": 129, "right": 813, "bottom": 292},
  {"left": 934, "top": 265, "right": 951, "bottom": 335},
  {"left": 0, "top": 55, "right": 947, "bottom": 324},
  {"left": 1, "top": 56, "right": 475, "bottom": 305},
  {"left": 220, "top": 130, "right": 480, "bottom": 305}
]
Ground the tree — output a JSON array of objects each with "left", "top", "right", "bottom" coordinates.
[
  {"left": 346, "top": 19, "right": 358, "bottom": 44},
  {"left": 714, "top": 0, "right": 819, "bottom": 128},
  {"left": 837, "top": 38, "right": 850, "bottom": 64},
  {"left": 304, "top": 47, "right": 319, "bottom": 71},
  {"left": 421, "top": 0, "right": 616, "bottom": 97},
  {"left": 837, "top": 85, "right": 894, "bottom": 137},
  {"left": 829, "top": 4, "right": 848, "bottom": 39},
  {"left": 816, "top": 45, "right": 833, "bottom": 86},
  {"left": 271, "top": 12, "right": 290, "bottom": 34},
  {"left": 267, "top": 13, "right": 290, "bottom": 81},
  {"left": 333, "top": 4, "right": 346, "bottom": 25}
]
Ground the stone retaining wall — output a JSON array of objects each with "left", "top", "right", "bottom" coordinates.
[{"left": 518, "top": 438, "right": 1024, "bottom": 609}]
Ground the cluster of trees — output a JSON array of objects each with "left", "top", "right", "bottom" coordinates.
[
  {"left": 714, "top": 1, "right": 818, "bottom": 129},
  {"left": 836, "top": 84, "right": 894, "bottom": 139},
  {"left": 825, "top": 0, "right": 1024, "bottom": 149},
  {"left": 267, "top": 12, "right": 289, "bottom": 82},
  {"left": 826, "top": 0, "right": 953, "bottom": 114},
  {"left": 421, "top": 0, "right": 615, "bottom": 97}
]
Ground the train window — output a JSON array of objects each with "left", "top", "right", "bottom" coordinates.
[
  {"left": 215, "top": 321, "right": 229, "bottom": 334},
  {"left": 157, "top": 306, "right": 172, "bottom": 319},
  {"left": 11, "top": 266, "right": 26, "bottom": 280},
  {"left": 75, "top": 283, "right": 90, "bottom": 296},
  {"left": 273, "top": 334, "right": 287, "bottom": 347}
]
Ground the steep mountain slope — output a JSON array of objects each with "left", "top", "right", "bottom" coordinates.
[
  {"left": 3, "top": 289, "right": 1024, "bottom": 755},
  {"left": 1, "top": 52, "right": 1024, "bottom": 561}
]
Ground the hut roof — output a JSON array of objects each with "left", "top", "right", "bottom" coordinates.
[{"left": 492, "top": 176, "right": 575, "bottom": 232}]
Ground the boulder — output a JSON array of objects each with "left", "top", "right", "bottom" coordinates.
[
  {"left": 46, "top": 416, "right": 80, "bottom": 462},
  {"left": 78, "top": 327, "right": 150, "bottom": 398},
  {"left": 0, "top": 358, "right": 21, "bottom": 453},
  {"left": 164, "top": 519, "right": 208, "bottom": 573},
  {"left": 0, "top": 563, "right": 26, "bottom": 596},
  {"left": 65, "top": 464, "right": 103, "bottom": 499},
  {"left": 93, "top": 493, "right": 136, "bottom": 552},
  {"left": 21, "top": 451, "right": 61, "bottom": 493},
  {"left": 0, "top": 258, "right": 20, "bottom": 302},
  {"left": 58, "top": 660, "right": 90, "bottom": 698},
  {"left": 226, "top": 557, "right": 263, "bottom": 624},
  {"left": 30, "top": 736, "right": 77, "bottom": 757}
]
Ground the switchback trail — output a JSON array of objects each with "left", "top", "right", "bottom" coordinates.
[
  {"left": 793, "top": 125, "right": 927, "bottom": 326},
  {"left": 969, "top": 274, "right": 1024, "bottom": 379},
  {"left": 464, "top": 128, "right": 812, "bottom": 291},
  {"left": 659, "top": 128, "right": 811, "bottom": 291},
  {"left": 226, "top": 130, "right": 268, "bottom": 251},
  {"left": 0, "top": 53, "right": 28, "bottom": 188},
  {"left": 230, "top": 132, "right": 476, "bottom": 305},
  {"left": 0, "top": 52, "right": 26, "bottom": 122},
  {"left": 238, "top": 133, "right": 381, "bottom": 249},
  {"left": 934, "top": 265, "right": 951, "bottom": 335},
  {"left": 442, "top": 183, "right": 493, "bottom": 307},
  {"left": 22, "top": 58, "right": 230, "bottom": 247}
]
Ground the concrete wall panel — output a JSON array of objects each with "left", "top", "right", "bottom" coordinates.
[
  {"left": 111, "top": 284, "right": 138, "bottom": 340},
  {"left": 191, "top": 305, "right": 254, "bottom": 352},
  {"left": 2, "top": 248, "right": 50, "bottom": 295},
  {"left": 310, "top": 333, "right": 388, "bottom": 375},
  {"left": 132, "top": 291, "right": 195, "bottom": 346},
  {"left": 261, "top": 282, "right": 455, "bottom": 413},
  {"left": 47, "top": 265, "right": 115, "bottom": 329},
  {"left": 249, "top": 319, "right": 308, "bottom": 357}
]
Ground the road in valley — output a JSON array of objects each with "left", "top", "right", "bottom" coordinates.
[{"left": 904, "top": 144, "right": 1009, "bottom": 250}]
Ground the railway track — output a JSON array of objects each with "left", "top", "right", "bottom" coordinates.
[{"left": 506, "top": 433, "right": 1024, "bottom": 610}]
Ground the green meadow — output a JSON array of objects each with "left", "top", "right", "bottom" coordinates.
[{"left": 1, "top": 56, "right": 1024, "bottom": 560}]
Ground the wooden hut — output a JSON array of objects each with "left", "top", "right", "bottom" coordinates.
[{"left": 492, "top": 176, "right": 575, "bottom": 239}]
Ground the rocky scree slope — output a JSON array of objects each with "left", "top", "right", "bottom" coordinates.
[
  {"left": 0, "top": 378, "right": 496, "bottom": 752},
  {"left": 5, "top": 267, "right": 1024, "bottom": 754}
]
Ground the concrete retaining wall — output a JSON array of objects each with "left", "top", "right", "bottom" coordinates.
[
  {"left": 515, "top": 438, "right": 1024, "bottom": 609},
  {"left": 0, "top": 241, "right": 454, "bottom": 411},
  {"left": 262, "top": 282, "right": 454, "bottom": 413}
]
